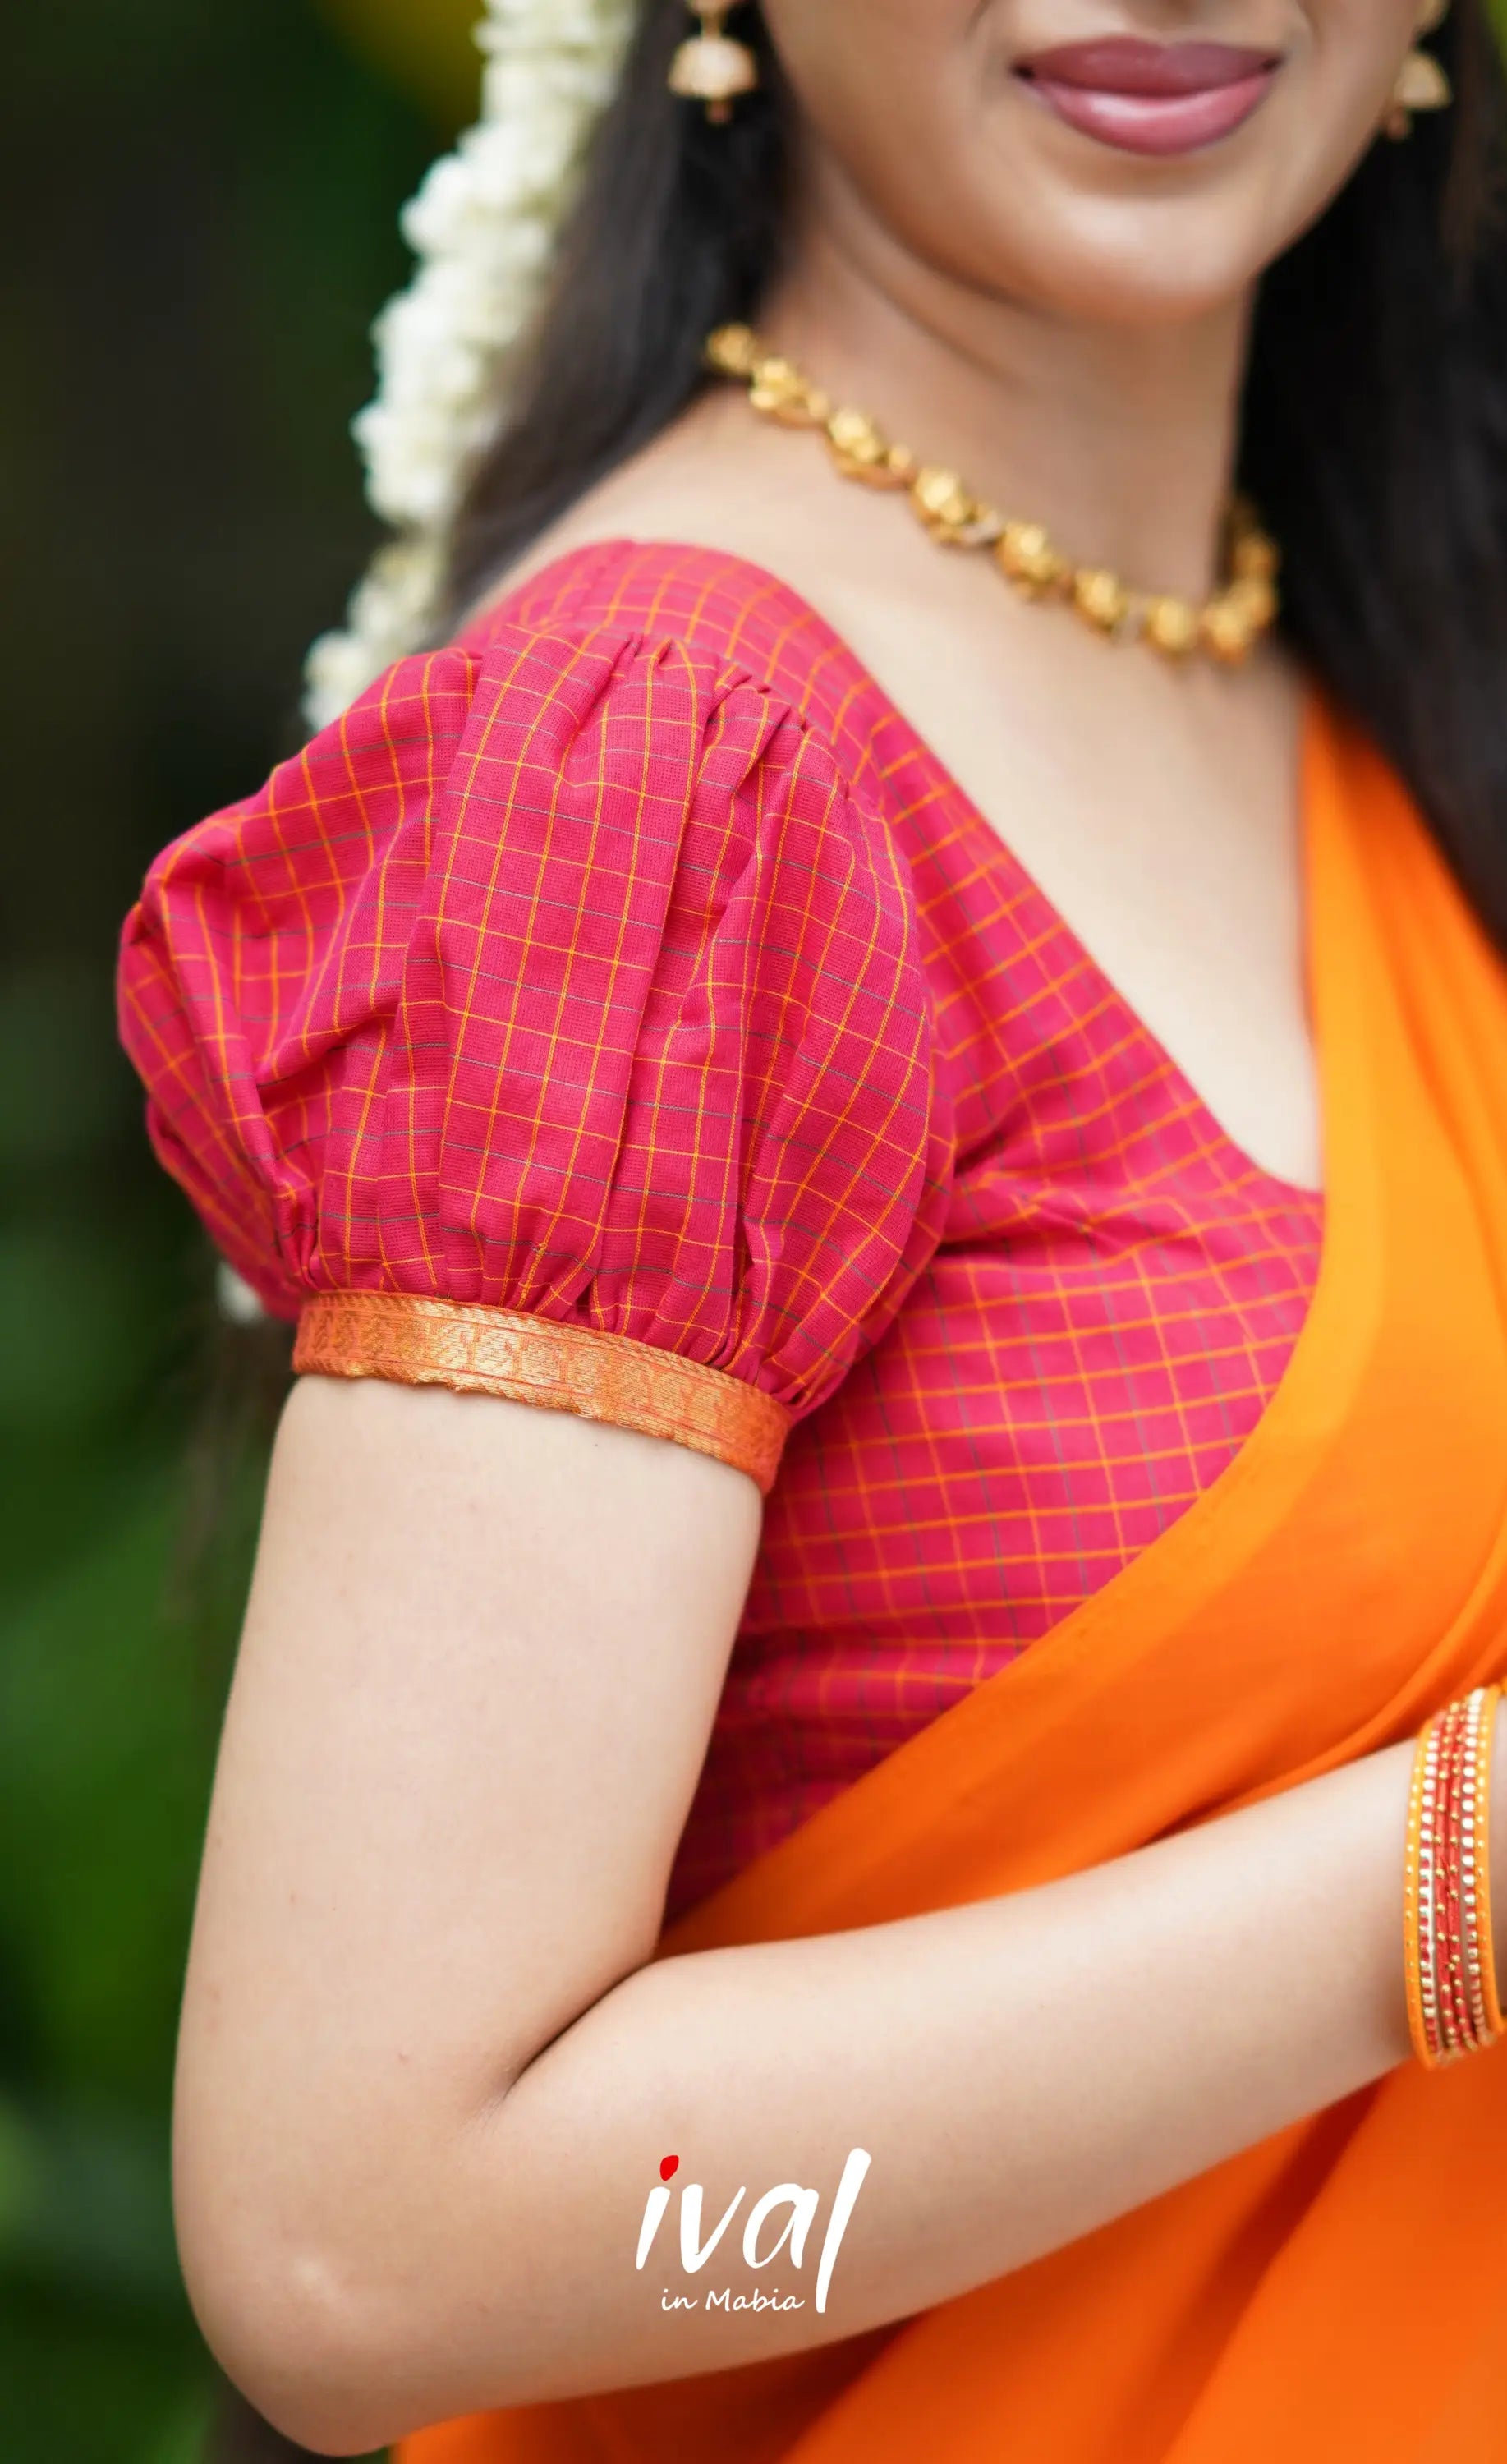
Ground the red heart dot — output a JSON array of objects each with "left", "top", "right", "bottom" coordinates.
[{"left": 659, "top": 2154, "right": 679, "bottom": 2181}]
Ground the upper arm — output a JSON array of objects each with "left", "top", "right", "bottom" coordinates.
[
  {"left": 119, "top": 616, "right": 947, "bottom": 2383},
  {"left": 172, "top": 1374, "right": 760, "bottom": 2342}
]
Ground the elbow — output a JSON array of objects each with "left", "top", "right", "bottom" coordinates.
[
  {"left": 174, "top": 2089, "right": 470, "bottom": 2459},
  {"left": 172, "top": 2042, "right": 547, "bottom": 2442},
  {"left": 178, "top": 2214, "right": 416, "bottom": 2457}
]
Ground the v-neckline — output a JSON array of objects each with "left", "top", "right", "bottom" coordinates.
[{"left": 477, "top": 534, "right": 1326, "bottom": 1208}]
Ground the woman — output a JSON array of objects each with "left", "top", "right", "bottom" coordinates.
[{"left": 118, "top": 2, "right": 1507, "bottom": 2458}]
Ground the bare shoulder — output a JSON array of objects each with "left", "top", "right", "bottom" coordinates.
[{"left": 465, "top": 387, "right": 915, "bottom": 638}]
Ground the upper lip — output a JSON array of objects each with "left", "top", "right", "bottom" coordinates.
[{"left": 1016, "top": 39, "right": 1280, "bottom": 95}]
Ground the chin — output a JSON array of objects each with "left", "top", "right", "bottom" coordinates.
[{"left": 980, "top": 194, "right": 1282, "bottom": 328}]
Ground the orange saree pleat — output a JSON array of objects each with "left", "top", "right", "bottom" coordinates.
[{"left": 399, "top": 696, "right": 1507, "bottom": 2464}]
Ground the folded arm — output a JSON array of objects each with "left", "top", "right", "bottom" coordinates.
[{"left": 175, "top": 1373, "right": 1491, "bottom": 2457}]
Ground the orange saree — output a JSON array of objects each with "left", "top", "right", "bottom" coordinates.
[{"left": 402, "top": 696, "right": 1507, "bottom": 2464}]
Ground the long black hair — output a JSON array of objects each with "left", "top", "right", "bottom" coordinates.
[{"left": 444, "top": 0, "right": 1507, "bottom": 954}]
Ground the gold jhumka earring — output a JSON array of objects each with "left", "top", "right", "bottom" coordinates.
[
  {"left": 1385, "top": 0, "right": 1452, "bottom": 138},
  {"left": 667, "top": 4, "right": 760, "bottom": 122}
]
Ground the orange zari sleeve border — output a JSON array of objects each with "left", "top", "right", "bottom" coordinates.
[{"left": 293, "top": 1291, "right": 791, "bottom": 1495}]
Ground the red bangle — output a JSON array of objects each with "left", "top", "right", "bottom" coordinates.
[{"left": 1404, "top": 1684, "right": 1505, "bottom": 2068}]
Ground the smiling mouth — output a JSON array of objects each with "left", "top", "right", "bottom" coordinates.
[{"left": 1015, "top": 39, "right": 1284, "bottom": 157}]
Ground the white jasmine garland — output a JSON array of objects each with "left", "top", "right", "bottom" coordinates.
[{"left": 304, "top": 0, "right": 636, "bottom": 731}]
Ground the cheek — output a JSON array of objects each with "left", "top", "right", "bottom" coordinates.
[
  {"left": 1298, "top": 0, "right": 1427, "bottom": 149},
  {"left": 1307, "top": 0, "right": 1424, "bottom": 91},
  {"left": 763, "top": 0, "right": 983, "bottom": 231}
]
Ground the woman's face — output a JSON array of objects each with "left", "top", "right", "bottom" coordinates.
[{"left": 761, "top": 0, "right": 1429, "bottom": 326}]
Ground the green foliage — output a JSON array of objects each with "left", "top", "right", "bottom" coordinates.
[{"left": 0, "top": 0, "right": 430, "bottom": 2452}]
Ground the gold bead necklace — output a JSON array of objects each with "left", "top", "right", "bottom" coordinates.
[{"left": 705, "top": 324, "right": 1280, "bottom": 665}]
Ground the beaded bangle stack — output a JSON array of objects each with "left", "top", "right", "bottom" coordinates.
[{"left": 1403, "top": 1684, "right": 1506, "bottom": 2067}]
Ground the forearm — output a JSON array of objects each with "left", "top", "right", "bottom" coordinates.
[{"left": 255, "top": 1733, "right": 1433, "bottom": 2449}]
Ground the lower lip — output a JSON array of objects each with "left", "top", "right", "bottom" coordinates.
[{"left": 1021, "top": 67, "right": 1279, "bottom": 157}]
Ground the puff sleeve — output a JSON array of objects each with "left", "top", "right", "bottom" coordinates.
[{"left": 118, "top": 624, "right": 952, "bottom": 1490}]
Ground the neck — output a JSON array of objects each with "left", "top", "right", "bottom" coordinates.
[{"left": 760, "top": 182, "right": 1254, "bottom": 605}]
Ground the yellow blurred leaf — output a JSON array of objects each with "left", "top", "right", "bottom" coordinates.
[{"left": 315, "top": 0, "right": 483, "bottom": 129}]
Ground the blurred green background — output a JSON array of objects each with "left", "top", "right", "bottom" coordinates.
[
  {"left": 1, "top": 2, "right": 476, "bottom": 2455},
  {"left": 8, "top": 2, "right": 1507, "bottom": 2460}
]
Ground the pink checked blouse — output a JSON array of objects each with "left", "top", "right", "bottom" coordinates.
[{"left": 119, "top": 541, "right": 1322, "bottom": 1920}]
